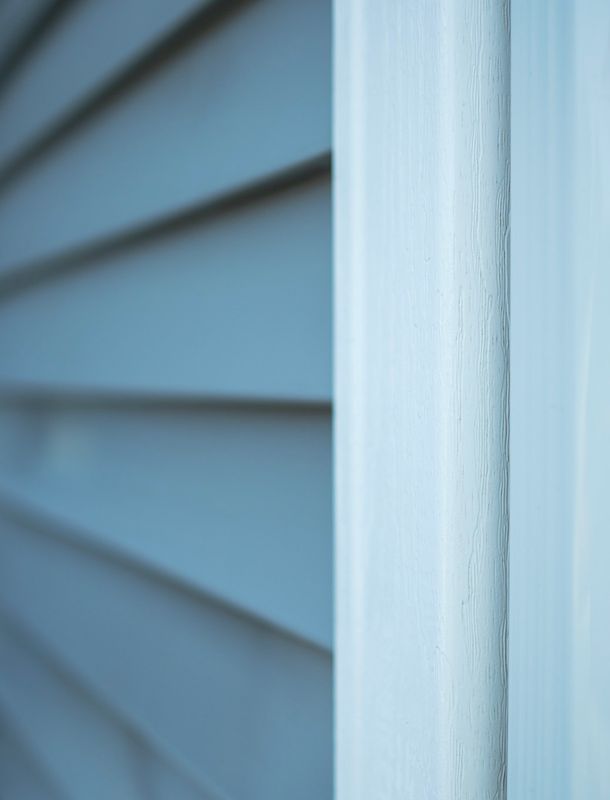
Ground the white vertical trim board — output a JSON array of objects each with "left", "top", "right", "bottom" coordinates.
[{"left": 334, "top": 1, "right": 510, "bottom": 798}]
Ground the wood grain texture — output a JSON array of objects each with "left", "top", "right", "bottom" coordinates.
[{"left": 334, "top": 1, "right": 510, "bottom": 797}]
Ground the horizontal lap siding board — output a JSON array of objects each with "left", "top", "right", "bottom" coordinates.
[
  {"left": 0, "top": 0, "right": 332, "bottom": 797},
  {"left": 0, "top": 0, "right": 214, "bottom": 172},
  {"left": 0, "top": 712, "right": 65, "bottom": 800},
  {"left": 0, "top": 401, "right": 332, "bottom": 648},
  {"left": 0, "top": 0, "right": 58, "bottom": 78},
  {"left": 0, "top": 173, "right": 331, "bottom": 401},
  {"left": 0, "top": 619, "right": 216, "bottom": 800},
  {"left": 0, "top": 0, "right": 331, "bottom": 275},
  {"left": 0, "top": 517, "right": 333, "bottom": 800}
]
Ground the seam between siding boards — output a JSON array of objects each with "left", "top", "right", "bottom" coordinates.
[
  {"left": 0, "top": 610, "right": 228, "bottom": 800},
  {"left": 0, "top": 0, "right": 248, "bottom": 184},
  {"left": 0, "top": 386, "right": 332, "bottom": 412},
  {"left": 0, "top": 0, "right": 74, "bottom": 89},
  {"left": 0, "top": 706, "right": 66, "bottom": 800},
  {"left": 0, "top": 152, "right": 331, "bottom": 296},
  {"left": 0, "top": 482, "right": 332, "bottom": 655},
  {"left": 0, "top": 699, "right": 79, "bottom": 800}
]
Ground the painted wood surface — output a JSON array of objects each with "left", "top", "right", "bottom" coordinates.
[
  {"left": 334, "top": 1, "right": 510, "bottom": 797},
  {"left": 509, "top": 4, "right": 574, "bottom": 795},
  {"left": 510, "top": 2, "right": 610, "bottom": 797}
]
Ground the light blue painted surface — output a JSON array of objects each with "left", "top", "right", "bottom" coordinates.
[
  {"left": 334, "top": 1, "right": 509, "bottom": 796},
  {"left": 0, "top": 0, "right": 331, "bottom": 275},
  {"left": 0, "top": 174, "right": 332, "bottom": 401},
  {"left": 0, "top": 0, "right": 56, "bottom": 78},
  {"left": 509, "top": 4, "right": 574, "bottom": 796},
  {"left": 0, "top": 619, "right": 222, "bottom": 800},
  {"left": 0, "top": 517, "right": 333, "bottom": 800},
  {"left": 0, "top": 401, "right": 332, "bottom": 648},
  {"left": 0, "top": 0, "right": 333, "bottom": 796},
  {"left": 0, "top": 0, "right": 212, "bottom": 171},
  {"left": 510, "top": 1, "right": 610, "bottom": 796},
  {"left": 0, "top": 714, "right": 65, "bottom": 800}
]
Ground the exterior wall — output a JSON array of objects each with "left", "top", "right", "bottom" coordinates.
[{"left": 0, "top": 2, "right": 332, "bottom": 798}]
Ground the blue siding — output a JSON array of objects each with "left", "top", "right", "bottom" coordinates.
[
  {"left": 0, "top": 0, "right": 332, "bottom": 797},
  {"left": 0, "top": 618, "right": 208, "bottom": 800},
  {"left": 0, "top": 0, "right": 331, "bottom": 275},
  {"left": 0, "top": 0, "right": 209, "bottom": 171},
  {"left": 0, "top": 173, "right": 331, "bottom": 401},
  {"left": 0, "top": 517, "right": 332, "bottom": 800},
  {"left": 0, "top": 401, "right": 332, "bottom": 647},
  {"left": 0, "top": 713, "right": 64, "bottom": 800},
  {"left": 0, "top": 0, "right": 57, "bottom": 80}
]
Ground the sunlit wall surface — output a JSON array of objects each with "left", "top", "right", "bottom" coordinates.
[{"left": 0, "top": 1, "right": 332, "bottom": 797}]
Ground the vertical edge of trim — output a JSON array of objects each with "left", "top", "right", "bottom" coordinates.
[{"left": 334, "top": 1, "right": 510, "bottom": 797}]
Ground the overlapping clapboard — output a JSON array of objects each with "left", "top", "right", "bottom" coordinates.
[{"left": 0, "top": 1, "right": 332, "bottom": 798}]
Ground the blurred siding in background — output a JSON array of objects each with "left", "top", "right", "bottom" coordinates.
[{"left": 0, "top": 0, "right": 332, "bottom": 797}]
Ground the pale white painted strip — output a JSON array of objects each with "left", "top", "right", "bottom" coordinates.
[
  {"left": 569, "top": 6, "right": 610, "bottom": 796},
  {"left": 334, "top": 1, "right": 510, "bottom": 797},
  {"left": 509, "top": 3, "right": 574, "bottom": 796},
  {"left": 510, "top": 2, "right": 610, "bottom": 797}
]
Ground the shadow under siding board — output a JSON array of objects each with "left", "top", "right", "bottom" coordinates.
[
  {"left": 0, "top": 0, "right": 60, "bottom": 82},
  {"left": 0, "top": 622, "right": 214, "bottom": 800},
  {"left": 0, "top": 516, "right": 333, "bottom": 800},
  {"left": 0, "top": 0, "right": 215, "bottom": 174},
  {"left": 0, "top": 174, "right": 331, "bottom": 403},
  {"left": 0, "top": 0, "right": 331, "bottom": 274},
  {"left": 0, "top": 399, "right": 332, "bottom": 649}
]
